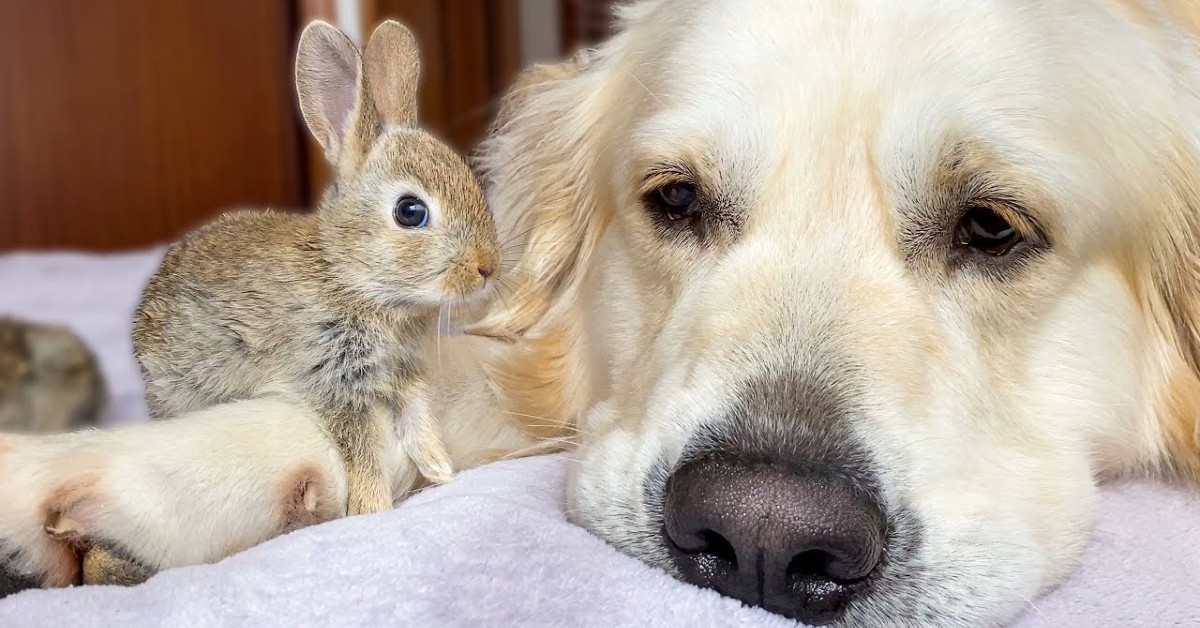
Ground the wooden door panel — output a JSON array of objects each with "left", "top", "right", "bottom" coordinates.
[{"left": 0, "top": 0, "right": 306, "bottom": 251}]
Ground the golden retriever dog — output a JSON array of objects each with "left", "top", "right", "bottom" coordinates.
[{"left": 3, "top": 0, "right": 1200, "bottom": 625}]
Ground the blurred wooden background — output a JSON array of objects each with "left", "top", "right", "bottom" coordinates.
[{"left": 0, "top": 0, "right": 616, "bottom": 252}]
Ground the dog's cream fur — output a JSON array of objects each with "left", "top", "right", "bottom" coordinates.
[{"left": 4, "top": 1, "right": 1200, "bottom": 625}]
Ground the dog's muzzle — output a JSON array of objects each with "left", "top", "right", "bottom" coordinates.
[
  {"left": 657, "top": 376, "right": 891, "bottom": 625},
  {"left": 663, "top": 454, "right": 885, "bottom": 624}
]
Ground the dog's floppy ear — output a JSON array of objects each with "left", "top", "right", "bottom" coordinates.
[
  {"left": 459, "top": 43, "right": 625, "bottom": 439},
  {"left": 1145, "top": 150, "right": 1200, "bottom": 482},
  {"left": 465, "top": 48, "right": 615, "bottom": 339}
]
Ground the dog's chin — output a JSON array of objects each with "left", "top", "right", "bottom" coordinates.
[
  {"left": 564, "top": 417, "right": 1066, "bottom": 628},
  {"left": 570, "top": 465, "right": 1037, "bottom": 627}
]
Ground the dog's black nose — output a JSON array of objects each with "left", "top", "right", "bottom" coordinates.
[{"left": 663, "top": 455, "right": 886, "bottom": 625}]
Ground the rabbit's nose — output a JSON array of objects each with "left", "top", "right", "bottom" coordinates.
[{"left": 477, "top": 263, "right": 494, "bottom": 280}]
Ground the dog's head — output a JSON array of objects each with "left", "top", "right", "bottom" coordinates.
[{"left": 477, "top": 0, "right": 1200, "bottom": 624}]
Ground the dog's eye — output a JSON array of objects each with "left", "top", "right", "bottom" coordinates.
[
  {"left": 649, "top": 181, "right": 699, "bottom": 221},
  {"left": 954, "top": 205, "right": 1022, "bottom": 256}
]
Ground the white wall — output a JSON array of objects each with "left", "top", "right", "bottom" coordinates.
[
  {"left": 335, "top": 0, "right": 365, "bottom": 45},
  {"left": 517, "top": 0, "right": 562, "bottom": 64}
]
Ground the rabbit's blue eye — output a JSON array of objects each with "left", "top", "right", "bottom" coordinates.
[{"left": 393, "top": 196, "right": 429, "bottom": 228}]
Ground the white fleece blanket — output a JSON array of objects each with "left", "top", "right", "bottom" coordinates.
[{"left": 1, "top": 249, "right": 1197, "bottom": 627}]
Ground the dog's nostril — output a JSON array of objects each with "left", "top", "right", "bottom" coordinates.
[
  {"left": 787, "top": 549, "right": 832, "bottom": 581},
  {"left": 671, "top": 527, "right": 738, "bottom": 562},
  {"left": 666, "top": 527, "right": 740, "bottom": 586},
  {"left": 663, "top": 454, "right": 886, "bottom": 625},
  {"left": 698, "top": 529, "right": 738, "bottom": 567},
  {"left": 785, "top": 550, "right": 864, "bottom": 624},
  {"left": 789, "top": 543, "right": 877, "bottom": 584}
]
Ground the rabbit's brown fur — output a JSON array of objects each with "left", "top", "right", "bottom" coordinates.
[{"left": 132, "top": 20, "right": 499, "bottom": 515}]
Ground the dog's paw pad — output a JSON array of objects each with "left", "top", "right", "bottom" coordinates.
[{"left": 81, "top": 546, "right": 154, "bottom": 587}]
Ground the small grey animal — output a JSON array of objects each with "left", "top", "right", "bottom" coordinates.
[
  {"left": 0, "top": 316, "right": 105, "bottom": 434},
  {"left": 132, "top": 19, "right": 500, "bottom": 516}
]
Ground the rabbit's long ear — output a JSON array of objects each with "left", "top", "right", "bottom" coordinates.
[
  {"left": 362, "top": 20, "right": 420, "bottom": 127},
  {"left": 295, "top": 20, "right": 367, "bottom": 166}
]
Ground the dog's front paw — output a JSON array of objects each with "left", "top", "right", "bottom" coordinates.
[
  {"left": 41, "top": 501, "right": 158, "bottom": 587},
  {"left": 1, "top": 424, "right": 345, "bottom": 594},
  {"left": 0, "top": 432, "right": 163, "bottom": 594},
  {"left": 0, "top": 433, "right": 85, "bottom": 596},
  {"left": 1, "top": 399, "right": 353, "bottom": 594}
]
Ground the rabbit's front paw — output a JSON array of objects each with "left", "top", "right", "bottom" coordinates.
[
  {"left": 397, "top": 394, "right": 455, "bottom": 485},
  {"left": 346, "top": 469, "right": 394, "bottom": 515},
  {"left": 408, "top": 438, "right": 454, "bottom": 485}
]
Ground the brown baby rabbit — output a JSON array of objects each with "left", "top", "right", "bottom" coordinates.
[
  {"left": 0, "top": 316, "right": 105, "bottom": 434},
  {"left": 132, "top": 19, "right": 500, "bottom": 516}
]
